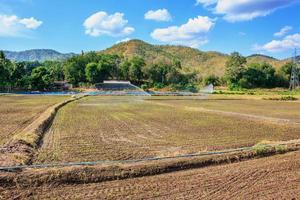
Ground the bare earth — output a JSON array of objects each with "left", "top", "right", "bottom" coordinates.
[
  {"left": 3, "top": 151, "right": 300, "bottom": 199},
  {"left": 0, "top": 95, "right": 68, "bottom": 145},
  {"left": 36, "top": 96, "right": 300, "bottom": 163}
]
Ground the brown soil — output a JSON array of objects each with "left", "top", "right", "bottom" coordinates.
[
  {"left": 0, "top": 95, "right": 68, "bottom": 145},
  {"left": 35, "top": 96, "right": 300, "bottom": 164},
  {"left": 1, "top": 151, "right": 299, "bottom": 199},
  {"left": 0, "top": 96, "right": 85, "bottom": 166}
]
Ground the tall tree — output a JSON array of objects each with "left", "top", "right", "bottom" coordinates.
[
  {"left": 63, "top": 56, "right": 86, "bottom": 85},
  {"left": 225, "top": 52, "right": 247, "bottom": 87},
  {"left": 129, "top": 57, "right": 145, "bottom": 83},
  {"left": 30, "top": 66, "right": 53, "bottom": 90},
  {"left": 0, "top": 51, "right": 13, "bottom": 89}
]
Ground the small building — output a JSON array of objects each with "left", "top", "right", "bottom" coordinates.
[
  {"left": 53, "top": 81, "right": 72, "bottom": 91},
  {"left": 96, "top": 81, "right": 133, "bottom": 91}
]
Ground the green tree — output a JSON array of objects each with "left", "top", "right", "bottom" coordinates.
[
  {"left": 30, "top": 66, "right": 53, "bottom": 90},
  {"left": 119, "top": 59, "right": 131, "bottom": 80},
  {"left": 277, "top": 62, "right": 293, "bottom": 87},
  {"left": 225, "top": 52, "right": 247, "bottom": 89},
  {"left": 43, "top": 61, "right": 64, "bottom": 81},
  {"left": 63, "top": 56, "right": 86, "bottom": 85},
  {"left": 0, "top": 51, "right": 13, "bottom": 90},
  {"left": 10, "top": 62, "right": 26, "bottom": 88},
  {"left": 203, "top": 75, "right": 220, "bottom": 86},
  {"left": 85, "top": 62, "right": 99, "bottom": 83},
  {"left": 129, "top": 57, "right": 145, "bottom": 82}
]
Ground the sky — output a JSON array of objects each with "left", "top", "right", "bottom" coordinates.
[{"left": 0, "top": 0, "right": 300, "bottom": 59}]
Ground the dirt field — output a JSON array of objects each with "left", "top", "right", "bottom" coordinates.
[
  {"left": 153, "top": 98, "right": 300, "bottom": 123},
  {"left": 36, "top": 96, "right": 300, "bottom": 163},
  {"left": 0, "top": 95, "right": 68, "bottom": 145},
  {"left": 4, "top": 151, "right": 300, "bottom": 199}
]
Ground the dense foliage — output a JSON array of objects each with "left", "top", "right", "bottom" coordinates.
[
  {"left": 0, "top": 51, "right": 197, "bottom": 91},
  {"left": 225, "top": 52, "right": 299, "bottom": 90},
  {"left": 0, "top": 48, "right": 298, "bottom": 92}
]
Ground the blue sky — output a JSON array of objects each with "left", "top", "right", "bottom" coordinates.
[{"left": 0, "top": 0, "right": 300, "bottom": 59}]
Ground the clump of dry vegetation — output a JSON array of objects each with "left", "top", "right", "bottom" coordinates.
[{"left": 263, "top": 96, "right": 298, "bottom": 101}]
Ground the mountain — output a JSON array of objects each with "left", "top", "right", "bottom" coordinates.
[
  {"left": 284, "top": 55, "right": 300, "bottom": 63},
  {"left": 246, "top": 54, "right": 286, "bottom": 68},
  {"left": 101, "top": 40, "right": 287, "bottom": 77},
  {"left": 3, "top": 49, "right": 76, "bottom": 62}
]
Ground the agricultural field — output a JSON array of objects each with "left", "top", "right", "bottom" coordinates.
[
  {"left": 4, "top": 149, "right": 300, "bottom": 199},
  {"left": 150, "top": 97, "right": 300, "bottom": 123},
  {"left": 0, "top": 95, "right": 68, "bottom": 145},
  {"left": 36, "top": 95, "right": 300, "bottom": 163}
]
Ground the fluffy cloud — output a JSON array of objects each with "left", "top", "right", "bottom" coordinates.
[
  {"left": 144, "top": 9, "right": 172, "bottom": 22},
  {"left": 274, "top": 26, "right": 292, "bottom": 37},
  {"left": 116, "top": 37, "right": 131, "bottom": 44},
  {"left": 253, "top": 33, "right": 300, "bottom": 52},
  {"left": 0, "top": 14, "right": 42, "bottom": 37},
  {"left": 151, "top": 16, "right": 215, "bottom": 48},
  {"left": 84, "top": 11, "right": 134, "bottom": 37},
  {"left": 196, "top": 0, "right": 297, "bottom": 22}
]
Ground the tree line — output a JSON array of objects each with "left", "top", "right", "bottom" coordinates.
[
  {"left": 205, "top": 52, "right": 298, "bottom": 90},
  {"left": 0, "top": 51, "right": 196, "bottom": 91},
  {"left": 0, "top": 50, "right": 298, "bottom": 92}
]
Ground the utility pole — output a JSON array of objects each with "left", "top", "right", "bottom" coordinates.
[{"left": 289, "top": 49, "right": 299, "bottom": 90}]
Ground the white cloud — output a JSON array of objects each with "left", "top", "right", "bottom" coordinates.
[
  {"left": 0, "top": 14, "right": 42, "bottom": 37},
  {"left": 144, "top": 9, "right": 172, "bottom": 22},
  {"left": 274, "top": 26, "right": 292, "bottom": 37},
  {"left": 84, "top": 11, "right": 134, "bottom": 37},
  {"left": 196, "top": 0, "right": 297, "bottom": 22},
  {"left": 151, "top": 16, "right": 215, "bottom": 48},
  {"left": 195, "top": 0, "right": 217, "bottom": 7},
  {"left": 116, "top": 37, "right": 131, "bottom": 44},
  {"left": 253, "top": 33, "right": 300, "bottom": 52}
]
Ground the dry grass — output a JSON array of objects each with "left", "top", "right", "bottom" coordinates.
[
  {"left": 0, "top": 95, "right": 68, "bottom": 145},
  {"left": 35, "top": 96, "right": 300, "bottom": 164}
]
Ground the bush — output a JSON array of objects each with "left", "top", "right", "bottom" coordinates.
[
  {"left": 203, "top": 75, "right": 220, "bottom": 86},
  {"left": 141, "top": 84, "right": 149, "bottom": 91},
  {"left": 185, "top": 84, "right": 198, "bottom": 92},
  {"left": 154, "top": 83, "right": 165, "bottom": 89}
]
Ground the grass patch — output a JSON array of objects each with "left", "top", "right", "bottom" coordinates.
[
  {"left": 263, "top": 96, "right": 298, "bottom": 101},
  {"left": 253, "top": 142, "right": 289, "bottom": 156}
]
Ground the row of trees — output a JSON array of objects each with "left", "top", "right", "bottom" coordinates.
[
  {"left": 64, "top": 52, "right": 196, "bottom": 89},
  {"left": 1, "top": 50, "right": 298, "bottom": 91},
  {"left": 209, "top": 52, "right": 298, "bottom": 90},
  {"left": 0, "top": 51, "right": 196, "bottom": 91},
  {"left": 0, "top": 50, "right": 65, "bottom": 90}
]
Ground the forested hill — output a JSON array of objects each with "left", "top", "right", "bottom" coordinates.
[
  {"left": 2, "top": 40, "right": 290, "bottom": 76},
  {"left": 101, "top": 39, "right": 287, "bottom": 76},
  {"left": 3, "top": 49, "right": 75, "bottom": 62}
]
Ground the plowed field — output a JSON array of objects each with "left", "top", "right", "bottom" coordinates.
[
  {"left": 4, "top": 151, "right": 300, "bottom": 199},
  {"left": 36, "top": 96, "right": 300, "bottom": 163},
  {"left": 0, "top": 95, "right": 68, "bottom": 145}
]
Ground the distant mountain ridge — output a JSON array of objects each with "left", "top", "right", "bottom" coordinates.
[
  {"left": 3, "top": 49, "right": 76, "bottom": 62},
  {"left": 101, "top": 39, "right": 287, "bottom": 76},
  {"left": 2, "top": 40, "right": 295, "bottom": 76}
]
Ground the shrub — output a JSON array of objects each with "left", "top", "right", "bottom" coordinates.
[{"left": 203, "top": 75, "right": 220, "bottom": 86}]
